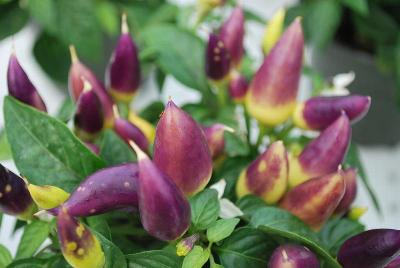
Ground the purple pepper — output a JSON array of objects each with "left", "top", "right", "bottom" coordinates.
[
  {"left": 106, "top": 13, "right": 141, "bottom": 103},
  {"left": 288, "top": 113, "right": 351, "bottom": 188},
  {"left": 228, "top": 71, "right": 248, "bottom": 103},
  {"left": 130, "top": 141, "right": 191, "bottom": 241},
  {"left": 0, "top": 164, "right": 36, "bottom": 220},
  {"left": 7, "top": 52, "right": 47, "bottom": 112},
  {"left": 293, "top": 95, "right": 371, "bottom": 130},
  {"left": 113, "top": 106, "right": 149, "bottom": 153},
  {"left": 68, "top": 45, "right": 115, "bottom": 128},
  {"left": 74, "top": 79, "right": 104, "bottom": 141},
  {"left": 268, "top": 244, "right": 320, "bottom": 268},
  {"left": 203, "top": 123, "right": 234, "bottom": 160},
  {"left": 205, "top": 33, "right": 231, "bottom": 81},
  {"left": 385, "top": 256, "right": 400, "bottom": 268},
  {"left": 51, "top": 163, "right": 138, "bottom": 217},
  {"left": 219, "top": 6, "right": 245, "bottom": 66},
  {"left": 154, "top": 100, "right": 213, "bottom": 196},
  {"left": 245, "top": 18, "right": 304, "bottom": 126},
  {"left": 338, "top": 229, "right": 400, "bottom": 268},
  {"left": 335, "top": 168, "right": 357, "bottom": 215}
]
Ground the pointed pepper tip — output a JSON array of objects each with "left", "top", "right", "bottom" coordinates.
[
  {"left": 128, "top": 140, "right": 148, "bottom": 160},
  {"left": 121, "top": 12, "right": 129, "bottom": 34},
  {"left": 69, "top": 45, "right": 79, "bottom": 63}
]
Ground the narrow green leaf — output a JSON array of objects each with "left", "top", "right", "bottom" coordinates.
[
  {"left": 138, "top": 101, "right": 165, "bottom": 124},
  {"left": 0, "top": 244, "right": 12, "bottom": 267},
  {"left": 0, "top": 2, "right": 28, "bottom": 40},
  {"left": 182, "top": 246, "right": 210, "bottom": 268},
  {"left": 215, "top": 227, "right": 277, "bottom": 268},
  {"left": 127, "top": 250, "right": 183, "bottom": 268},
  {"left": 142, "top": 25, "right": 208, "bottom": 92},
  {"left": 94, "top": 230, "right": 127, "bottom": 268},
  {"left": 99, "top": 130, "right": 136, "bottom": 166},
  {"left": 16, "top": 220, "right": 51, "bottom": 259},
  {"left": 95, "top": 1, "right": 119, "bottom": 36},
  {"left": 4, "top": 96, "right": 105, "bottom": 192},
  {"left": 207, "top": 218, "right": 240, "bottom": 243},
  {"left": 250, "top": 207, "right": 341, "bottom": 268},
  {"left": 56, "top": 97, "right": 75, "bottom": 123},
  {"left": 345, "top": 143, "right": 381, "bottom": 213},
  {"left": 0, "top": 129, "right": 11, "bottom": 161},
  {"left": 190, "top": 189, "right": 220, "bottom": 230}
]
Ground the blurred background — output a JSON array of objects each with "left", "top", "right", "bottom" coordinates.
[{"left": 0, "top": 0, "right": 400, "bottom": 254}]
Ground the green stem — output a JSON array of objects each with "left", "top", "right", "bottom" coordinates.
[
  {"left": 256, "top": 122, "right": 268, "bottom": 148},
  {"left": 242, "top": 105, "right": 252, "bottom": 145}
]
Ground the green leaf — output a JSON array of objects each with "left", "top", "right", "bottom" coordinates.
[
  {"left": 0, "top": 244, "right": 12, "bottom": 267},
  {"left": 207, "top": 218, "right": 240, "bottom": 243},
  {"left": 181, "top": 103, "right": 212, "bottom": 123},
  {"left": 147, "top": 4, "right": 179, "bottom": 26},
  {"left": 7, "top": 258, "right": 46, "bottom": 268},
  {"left": 306, "top": 0, "right": 342, "bottom": 49},
  {"left": 318, "top": 217, "right": 365, "bottom": 256},
  {"left": 340, "top": 0, "right": 368, "bottom": 15},
  {"left": 182, "top": 246, "right": 210, "bottom": 268},
  {"left": 142, "top": 25, "right": 208, "bottom": 92},
  {"left": 55, "top": 0, "right": 103, "bottom": 61},
  {"left": 16, "top": 220, "right": 52, "bottom": 259},
  {"left": 236, "top": 195, "right": 267, "bottom": 217},
  {"left": 56, "top": 97, "right": 75, "bottom": 123},
  {"left": 33, "top": 31, "right": 70, "bottom": 84},
  {"left": 94, "top": 230, "right": 127, "bottom": 268},
  {"left": 345, "top": 143, "right": 381, "bottom": 213},
  {"left": 138, "top": 101, "right": 164, "bottom": 124},
  {"left": 95, "top": 1, "right": 119, "bottom": 36},
  {"left": 215, "top": 227, "right": 277, "bottom": 268},
  {"left": 4, "top": 96, "right": 105, "bottom": 192},
  {"left": 190, "top": 189, "right": 220, "bottom": 230},
  {"left": 224, "top": 132, "right": 250, "bottom": 157},
  {"left": 27, "top": 0, "right": 57, "bottom": 34},
  {"left": 0, "top": 129, "right": 12, "bottom": 161},
  {"left": 0, "top": 2, "right": 28, "bottom": 40},
  {"left": 243, "top": 9, "right": 266, "bottom": 24},
  {"left": 250, "top": 207, "right": 341, "bottom": 268},
  {"left": 127, "top": 250, "right": 183, "bottom": 268},
  {"left": 99, "top": 130, "right": 136, "bottom": 166},
  {"left": 87, "top": 215, "right": 111, "bottom": 240}
]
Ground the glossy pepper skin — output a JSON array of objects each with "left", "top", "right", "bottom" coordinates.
[
  {"left": 131, "top": 142, "right": 191, "bottom": 241},
  {"left": 57, "top": 208, "right": 105, "bottom": 268},
  {"left": 50, "top": 164, "right": 138, "bottom": 217},
  {"left": 0, "top": 164, "right": 36, "bottom": 220},
  {"left": 219, "top": 6, "right": 244, "bottom": 66},
  {"left": 228, "top": 71, "right": 248, "bottom": 103},
  {"left": 68, "top": 45, "right": 114, "bottom": 128},
  {"left": 288, "top": 113, "right": 351, "bottom": 188},
  {"left": 236, "top": 141, "right": 288, "bottom": 204},
  {"left": 7, "top": 53, "right": 47, "bottom": 112},
  {"left": 205, "top": 33, "right": 231, "bottom": 81},
  {"left": 73, "top": 80, "right": 104, "bottom": 141},
  {"left": 280, "top": 170, "right": 346, "bottom": 231},
  {"left": 154, "top": 100, "right": 213, "bottom": 196},
  {"left": 293, "top": 95, "right": 371, "bottom": 130},
  {"left": 106, "top": 13, "right": 141, "bottom": 103},
  {"left": 245, "top": 18, "right": 303, "bottom": 126},
  {"left": 335, "top": 168, "right": 357, "bottom": 215},
  {"left": 268, "top": 244, "right": 320, "bottom": 268},
  {"left": 337, "top": 229, "right": 400, "bottom": 268}
]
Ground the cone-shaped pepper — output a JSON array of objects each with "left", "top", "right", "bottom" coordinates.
[
  {"left": 229, "top": 71, "right": 248, "bottom": 103},
  {"left": 268, "top": 244, "right": 320, "bottom": 268},
  {"left": 50, "top": 164, "right": 138, "bottom": 217},
  {"left": 236, "top": 141, "right": 288, "bottom": 204},
  {"left": 113, "top": 106, "right": 149, "bottom": 153},
  {"left": 129, "top": 111, "right": 156, "bottom": 143},
  {"left": 68, "top": 45, "right": 114, "bottom": 128},
  {"left": 280, "top": 170, "right": 346, "bottom": 230},
  {"left": 203, "top": 123, "right": 234, "bottom": 160},
  {"left": 0, "top": 164, "right": 36, "bottom": 220},
  {"left": 154, "top": 100, "right": 213, "bottom": 196},
  {"left": 338, "top": 229, "right": 400, "bottom": 268},
  {"left": 205, "top": 34, "right": 231, "bottom": 81},
  {"left": 74, "top": 79, "right": 104, "bottom": 141},
  {"left": 385, "top": 256, "right": 400, "bottom": 268},
  {"left": 84, "top": 142, "right": 100, "bottom": 155},
  {"left": 28, "top": 184, "right": 70, "bottom": 210},
  {"left": 57, "top": 208, "right": 105, "bottom": 268},
  {"left": 288, "top": 113, "right": 351, "bottom": 188},
  {"left": 293, "top": 95, "right": 371, "bottom": 130},
  {"left": 176, "top": 234, "right": 200, "bottom": 256},
  {"left": 130, "top": 141, "right": 191, "bottom": 241},
  {"left": 106, "top": 13, "right": 140, "bottom": 103},
  {"left": 220, "top": 6, "right": 244, "bottom": 66},
  {"left": 262, "top": 8, "right": 285, "bottom": 55},
  {"left": 335, "top": 168, "right": 357, "bottom": 215},
  {"left": 7, "top": 52, "right": 47, "bottom": 112},
  {"left": 245, "top": 18, "right": 304, "bottom": 126}
]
